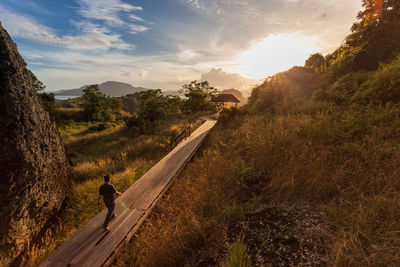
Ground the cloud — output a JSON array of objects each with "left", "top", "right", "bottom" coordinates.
[
  {"left": 60, "top": 32, "right": 134, "bottom": 50},
  {"left": 138, "top": 69, "right": 148, "bottom": 78},
  {"left": 128, "top": 14, "right": 144, "bottom": 22},
  {"left": 0, "top": 8, "right": 134, "bottom": 51},
  {"left": 74, "top": 0, "right": 142, "bottom": 26},
  {"left": 181, "top": 0, "right": 361, "bottom": 54},
  {"left": 200, "top": 68, "right": 257, "bottom": 92},
  {"left": 128, "top": 24, "right": 149, "bottom": 34},
  {"left": 73, "top": 0, "right": 149, "bottom": 35},
  {"left": 0, "top": 7, "right": 58, "bottom": 43},
  {"left": 186, "top": 0, "right": 200, "bottom": 8},
  {"left": 21, "top": 51, "right": 43, "bottom": 60}
]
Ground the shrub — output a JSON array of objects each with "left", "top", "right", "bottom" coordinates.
[{"left": 353, "top": 57, "right": 400, "bottom": 104}]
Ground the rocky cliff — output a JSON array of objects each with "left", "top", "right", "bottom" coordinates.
[{"left": 0, "top": 23, "right": 71, "bottom": 265}]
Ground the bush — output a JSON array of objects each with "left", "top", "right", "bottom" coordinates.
[
  {"left": 353, "top": 57, "right": 400, "bottom": 104},
  {"left": 312, "top": 71, "right": 370, "bottom": 105},
  {"left": 39, "top": 92, "right": 56, "bottom": 115}
]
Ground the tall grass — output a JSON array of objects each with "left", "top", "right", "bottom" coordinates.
[
  {"left": 221, "top": 237, "right": 250, "bottom": 267},
  {"left": 115, "top": 101, "right": 400, "bottom": 266},
  {"left": 27, "top": 114, "right": 204, "bottom": 266}
]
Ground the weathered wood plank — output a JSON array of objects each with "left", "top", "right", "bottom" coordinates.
[{"left": 40, "top": 119, "right": 216, "bottom": 267}]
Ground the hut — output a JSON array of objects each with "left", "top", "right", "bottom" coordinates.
[{"left": 212, "top": 93, "right": 241, "bottom": 108}]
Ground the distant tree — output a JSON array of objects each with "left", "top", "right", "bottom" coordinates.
[
  {"left": 305, "top": 53, "right": 326, "bottom": 72},
  {"left": 82, "top": 84, "right": 112, "bottom": 121},
  {"left": 28, "top": 69, "right": 56, "bottom": 114},
  {"left": 110, "top": 98, "right": 123, "bottom": 113},
  {"left": 121, "top": 93, "right": 140, "bottom": 114},
  {"left": 166, "top": 95, "right": 184, "bottom": 114},
  {"left": 137, "top": 89, "right": 167, "bottom": 122},
  {"left": 180, "top": 81, "right": 218, "bottom": 112},
  {"left": 29, "top": 70, "right": 46, "bottom": 91},
  {"left": 39, "top": 92, "right": 56, "bottom": 115}
]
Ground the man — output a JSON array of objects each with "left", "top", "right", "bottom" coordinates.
[{"left": 98, "top": 174, "right": 121, "bottom": 230}]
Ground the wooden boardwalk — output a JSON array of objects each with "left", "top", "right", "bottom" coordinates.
[{"left": 40, "top": 118, "right": 217, "bottom": 267}]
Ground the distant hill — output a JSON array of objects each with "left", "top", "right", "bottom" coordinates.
[
  {"left": 53, "top": 81, "right": 149, "bottom": 97},
  {"left": 220, "top": 89, "right": 248, "bottom": 105}
]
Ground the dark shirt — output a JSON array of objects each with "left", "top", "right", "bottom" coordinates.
[{"left": 99, "top": 183, "right": 117, "bottom": 201}]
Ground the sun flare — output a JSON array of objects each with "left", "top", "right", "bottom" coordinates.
[{"left": 238, "top": 34, "right": 318, "bottom": 80}]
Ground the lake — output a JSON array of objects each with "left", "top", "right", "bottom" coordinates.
[{"left": 54, "top": 95, "right": 80, "bottom": 100}]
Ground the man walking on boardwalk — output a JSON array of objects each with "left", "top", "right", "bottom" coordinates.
[{"left": 98, "top": 174, "right": 121, "bottom": 230}]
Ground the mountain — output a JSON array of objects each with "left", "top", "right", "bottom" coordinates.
[
  {"left": 53, "top": 81, "right": 149, "bottom": 97},
  {"left": 220, "top": 88, "right": 248, "bottom": 105}
]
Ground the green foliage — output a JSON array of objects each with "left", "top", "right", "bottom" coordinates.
[
  {"left": 248, "top": 67, "right": 326, "bottom": 113},
  {"left": 55, "top": 108, "right": 85, "bottom": 123},
  {"left": 124, "top": 89, "right": 185, "bottom": 134},
  {"left": 39, "top": 92, "right": 56, "bottom": 115},
  {"left": 120, "top": 93, "right": 139, "bottom": 114},
  {"left": 166, "top": 95, "right": 184, "bottom": 114},
  {"left": 313, "top": 71, "right": 370, "bottom": 105},
  {"left": 180, "top": 80, "right": 218, "bottom": 112},
  {"left": 29, "top": 70, "right": 46, "bottom": 91},
  {"left": 137, "top": 89, "right": 167, "bottom": 122},
  {"left": 221, "top": 237, "right": 250, "bottom": 267},
  {"left": 313, "top": 56, "right": 400, "bottom": 106},
  {"left": 353, "top": 57, "right": 400, "bottom": 104},
  {"left": 82, "top": 85, "right": 113, "bottom": 121},
  {"left": 305, "top": 53, "right": 326, "bottom": 72},
  {"left": 326, "top": 0, "right": 400, "bottom": 77},
  {"left": 110, "top": 97, "right": 123, "bottom": 113}
]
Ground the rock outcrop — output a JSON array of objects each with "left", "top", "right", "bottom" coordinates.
[{"left": 0, "top": 23, "right": 71, "bottom": 265}]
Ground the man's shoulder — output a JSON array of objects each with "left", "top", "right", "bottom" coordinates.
[{"left": 102, "top": 183, "right": 116, "bottom": 190}]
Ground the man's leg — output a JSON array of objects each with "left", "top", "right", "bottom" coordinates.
[{"left": 103, "top": 200, "right": 115, "bottom": 228}]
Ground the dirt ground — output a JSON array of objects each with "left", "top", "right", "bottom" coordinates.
[{"left": 226, "top": 202, "right": 332, "bottom": 266}]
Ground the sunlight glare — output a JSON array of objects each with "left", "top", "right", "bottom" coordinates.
[{"left": 238, "top": 34, "right": 317, "bottom": 80}]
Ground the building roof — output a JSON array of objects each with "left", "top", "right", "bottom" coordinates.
[{"left": 212, "top": 94, "right": 240, "bottom": 103}]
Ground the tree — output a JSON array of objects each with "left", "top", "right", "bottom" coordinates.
[
  {"left": 137, "top": 89, "right": 167, "bottom": 122},
  {"left": 328, "top": 0, "right": 400, "bottom": 77},
  {"left": 110, "top": 98, "right": 123, "bottom": 113},
  {"left": 305, "top": 53, "right": 326, "bottom": 72},
  {"left": 166, "top": 95, "right": 184, "bottom": 114},
  {"left": 39, "top": 92, "right": 56, "bottom": 114},
  {"left": 82, "top": 84, "right": 112, "bottom": 121},
  {"left": 29, "top": 70, "right": 46, "bottom": 91},
  {"left": 180, "top": 81, "right": 218, "bottom": 112}
]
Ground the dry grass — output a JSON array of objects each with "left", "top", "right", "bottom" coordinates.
[
  {"left": 27, "top": 114, "right": 204, "bottom": 267},
  {"left": 114, "top": 103, "right": 400, "bottom": 266}
]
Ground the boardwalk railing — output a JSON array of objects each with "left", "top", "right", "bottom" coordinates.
[{"left": 169, "top": 126, "right": 191, "bottom": 150}]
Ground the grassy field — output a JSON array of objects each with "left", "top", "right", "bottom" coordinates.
[
  {"left": 28, "top": 113, "right": 206, "bottom": 266},
  {"left": 112, "top": 101, "right": 400, "bottom": 266}
]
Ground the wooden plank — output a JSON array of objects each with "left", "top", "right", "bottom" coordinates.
[
  {"left": 71, "top": 209, "right": 144, "bottom": 267},
  {"left": 40, "top": 119, "right": 216, "bottom": 267},
  {"left": 120, "top": 120, "right": 216, "bottom": 210},
  {"left": 67, "top": 208, "right": 135, "bottom": 265}
]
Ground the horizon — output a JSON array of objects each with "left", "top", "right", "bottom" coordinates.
[{"left": 1, "top": 0, "right": 361, "bottom": 91}]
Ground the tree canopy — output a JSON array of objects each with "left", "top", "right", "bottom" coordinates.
[
  {"left": 82, "top": 85, "right": 113, "bottom": 121},
  {"left": 180, "top": 81, "right": 218, "bottom": 112},
  {"left": 327, "top": 0, "right": 400, "bottom": 77}
]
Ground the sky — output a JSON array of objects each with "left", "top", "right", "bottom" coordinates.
[{"left": 0, "top": 0, "right": 362, "bottom": 92}]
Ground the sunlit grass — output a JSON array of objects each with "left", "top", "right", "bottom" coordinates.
[
  {"left": 28, "top": 113, "right": 205, "bottom": 266},
  {"left": 114, "top": 104, "right": 400, "bottom": 266},
  {"left": 221, "top": 237, "right": 250, "bottom": 267}
]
